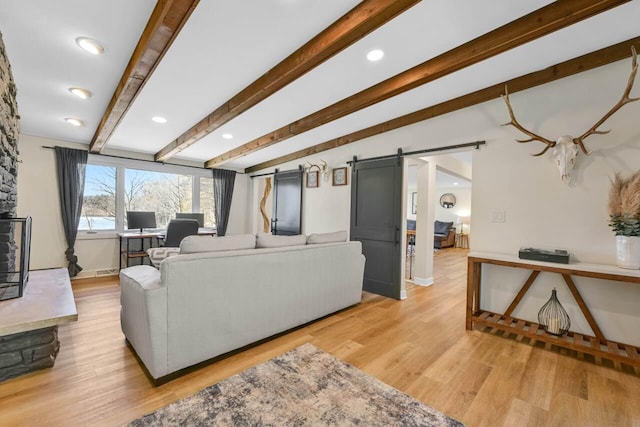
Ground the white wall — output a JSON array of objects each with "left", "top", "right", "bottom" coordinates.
[
  {"left": 248, "top": 169, "right": 351, "bottom": 236},
  {"left": 253, "top": 58, "right": 640, "bottom": 345},
  {"left": 17, "top": 134, "right": 250, "bottom": 277},
  {"left": 469, "top": 61, "right": 640, "bottom": 346}
]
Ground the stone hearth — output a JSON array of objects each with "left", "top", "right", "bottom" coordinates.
[
  {"left": 0, "top": 269, "right": 77, "bottom": 383},
  {"left": 0, "top": 326, "right": 59, "bottom": 382}
]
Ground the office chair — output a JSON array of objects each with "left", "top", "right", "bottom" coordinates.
[{"left": 162, "top": 219, "right": 199, "bottom": 247}]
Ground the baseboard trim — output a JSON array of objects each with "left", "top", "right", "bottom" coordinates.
[
  {"left": 413, "top": 276, "right": 434, "bottom": 287},
  {"left": 400, "top": 289, "right": 407, "bottom": 300},
  {"left": 73, "top": 268, "right": 119, "bottom": 280}
]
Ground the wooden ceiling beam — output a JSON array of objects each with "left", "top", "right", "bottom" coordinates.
[
  {"left": 208, "top": 0, "right": 629, "bottom": 168},
  {"left": 89, "top": 0, "right": 199, "bottom": 153},
  {"left": 245, "top": 36, "right": 640, "bottom": 173},
  {"left": 154, "top": 0, "right": 421, "bottom": 162}
]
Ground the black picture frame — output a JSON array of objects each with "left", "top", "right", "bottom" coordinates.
[{"left": 411, "top": 192, "right": 417, "bottom": 214}]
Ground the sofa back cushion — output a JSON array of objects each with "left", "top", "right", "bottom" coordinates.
[
  {"left": 434, "top": 220, "right": 453, "bottom": 235},
  {"left": 180, "top": 234, "right": 256, "bottom": 254},
  {"left": 307, "top": 230, "right": 347, "bottom": 244},
  {"left": 256, "top": 233, "right": 307, "bottom": 248}
]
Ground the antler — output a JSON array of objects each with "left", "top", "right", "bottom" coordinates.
[
  {"left": 501, "top": 86, "right": 556, "bottom": 156},
  {"left": 306, "top": 160, "right": 328, "bottom": 173},
  {"left": 305, "top": 161, "right": 321, "bottom": 172},
  {"left": 573, "top": 46, "right": 639, "bottom": 155}
]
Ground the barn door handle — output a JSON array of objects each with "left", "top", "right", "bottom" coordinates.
[{"left": 394, "top": 226, "right": 400, "bottom": 245}]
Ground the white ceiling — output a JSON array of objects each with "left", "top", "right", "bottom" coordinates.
[{"left": 2, "top": 1, "right": 640, "bottom": 170}]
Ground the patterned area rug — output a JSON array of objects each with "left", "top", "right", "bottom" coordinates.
[{"left": 128, "top": 343, "right": 464, "bottom": 426}]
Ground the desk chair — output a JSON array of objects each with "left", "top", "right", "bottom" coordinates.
[{"left": 162, "top": 219, "right": 200, "bottom": 247}]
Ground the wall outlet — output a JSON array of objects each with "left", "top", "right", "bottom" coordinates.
[{"left": 491, "top": 211, "right": 506, "bottom": 223}]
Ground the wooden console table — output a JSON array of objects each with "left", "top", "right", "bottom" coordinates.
[{"left": 467, "top": 252, "right": 640, "bottom": 368}]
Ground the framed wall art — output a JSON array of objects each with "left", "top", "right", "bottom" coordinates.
[
  {"left": 332, "top": 167, "right": 347, "bottom": 186},
  {"left": 306, "top": 171, "right": 319, "bottom": 188}
]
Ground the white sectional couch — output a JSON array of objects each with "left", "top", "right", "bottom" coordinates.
[{"left": 120, "top": 232, "right": 365, "bottom": 383}]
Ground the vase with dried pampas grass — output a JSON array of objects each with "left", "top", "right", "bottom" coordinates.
[{"left": 608, "top": 171, "right": 640, "bottom": 269}]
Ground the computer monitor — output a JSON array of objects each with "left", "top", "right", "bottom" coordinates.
[
  {"left": 126, "top": 211, "right": 157, "bottom": 233},
  {"left": 175, "top": 212, "right": 205, "bottom": 228}
]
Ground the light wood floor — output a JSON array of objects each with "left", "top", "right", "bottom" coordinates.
[{"left": 1, "top": 249, "right": 639, "bottom": 426}]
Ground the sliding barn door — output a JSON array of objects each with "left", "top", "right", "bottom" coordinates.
[
  {"left": 271, "top": 168, "right": 303, "bottom": 235},
  {"left": 350, "top": 157, "right": 403, "bottom": 299}
]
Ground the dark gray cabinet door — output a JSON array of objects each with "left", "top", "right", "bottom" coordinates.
[
  {"left": 272, "top": 169, "right": 303, "bottom": 235},
  {"left": 350, "top": 157, "right": 403, "bottom": 299}
]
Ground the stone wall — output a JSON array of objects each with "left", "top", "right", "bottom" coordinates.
[
  {"left": 0, "top": 30, "right": 19, "bottom": 216},
  {"left": 0, "top": 326, "right": 59, "bottom": 382},
  {"left": 0, "top": 30, "right": 20, "bottom": 286}
]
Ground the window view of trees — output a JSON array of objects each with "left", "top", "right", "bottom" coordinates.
[
  {"left": 200, "top": 177, "right": 216, "bottom": 228},
  {"left": 79, "top": 163, "right": 215, "bottom": 232},
  {"left": 80, "top": 165, "right": 116, "bottom": 231},
  {"left": 124, "top": 169, "right": 193, "bottom": 229}
]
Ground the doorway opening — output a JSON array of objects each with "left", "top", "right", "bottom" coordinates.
[{"left": 404, "top": 151, "right": 473, "bottom": 286}]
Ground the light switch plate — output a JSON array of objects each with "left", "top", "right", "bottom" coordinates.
[{"left": 492, "top": 211, "right": 506, "bottom": 223}]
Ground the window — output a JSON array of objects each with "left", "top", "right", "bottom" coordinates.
[
  {"left": 124, "top": 169, "right": 193, "bottom": 229},
  {"left": 78, "top": 155, "right": 216, "bottom": 234},
  {"left": 80, "top": 164, "right": 116, "bottom": 231},
  {"left": 199, "top": 177, "right": 215, "bottom": 228}
]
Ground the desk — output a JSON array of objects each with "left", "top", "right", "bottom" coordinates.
[
  {"left": 118, "top": 228, "right": 216, "bottom": 269},
  {"left": 467, "top": 252, "right": 640, "bottom": 369},
  {"left": 119, "top": 231, "right": 163, "bottom": 269}
]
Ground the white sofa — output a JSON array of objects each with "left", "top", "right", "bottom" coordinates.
[{"left": 120, "top": 235, "right": 365, "bottom": 382}]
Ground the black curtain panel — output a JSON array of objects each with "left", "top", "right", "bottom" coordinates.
[
  {"left": 55, "top": 147, "right": 88, "bottom": 277},
  {"left": 212, "top": 169, "right": 236, "bottom": 237}
]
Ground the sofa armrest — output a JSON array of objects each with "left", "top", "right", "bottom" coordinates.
[
  {"left": 120, "top": 266, "right": 168, "bottom": 379},
  {"left": 445, "top": 228, "right": 456, "bottom": 245}
]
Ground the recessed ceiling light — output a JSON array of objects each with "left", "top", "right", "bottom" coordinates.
[
  {"left": 75, "top": 37, "right": 104, "bottom": 55},
  {"left": 222, "top": 133, "right": 233, "bottom": 140},
  {"left": 65, "top": 117, "right": 83, "bottom": 127},
  {"left": 453, "top": 182, "right": 459, "bottom": 186},
  {"left": 367, "top": 49, "right": 384, "bottom": 62},
  {"left": 68, "top": 87, "right": 93, "bottom": 99},
  {"left": 152, "top": 116, "right": 167, "bottom": 124}
]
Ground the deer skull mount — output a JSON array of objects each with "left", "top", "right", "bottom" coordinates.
[
  {"left": 551, "top": 136, "right": 579, "bottom": 184},
  {"left": 305, "top": 160, "right": 329, "bottom": 181},
  {"left": 501, "top": 46, "right": 639, "bottom": 184}
]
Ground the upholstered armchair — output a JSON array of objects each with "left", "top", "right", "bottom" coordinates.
[{"left": 434, "top": 220, "right": 456, "bottom": 249}]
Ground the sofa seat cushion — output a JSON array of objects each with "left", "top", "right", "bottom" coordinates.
[
  {"left": 180, "top": 234, "right": 256, "bottom": 254},
  {"left": 307, "top": 230, "right": 347, "bottom": 244},
  {"left": 256, "top": 233, "right": 307, "bottom": 248},
  {"left": 147, "top": 247, "right": 181, "bottom": 267}
]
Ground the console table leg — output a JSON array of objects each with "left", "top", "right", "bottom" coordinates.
[
  {"left": 466, "top": 259, "right": 481, "bottom": 330},
  {"left": 562, "top": 274, "right": 605, "bottom": 341},
  {"left": 504, "top": 270, "right": 540, "bottom": 318}
]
